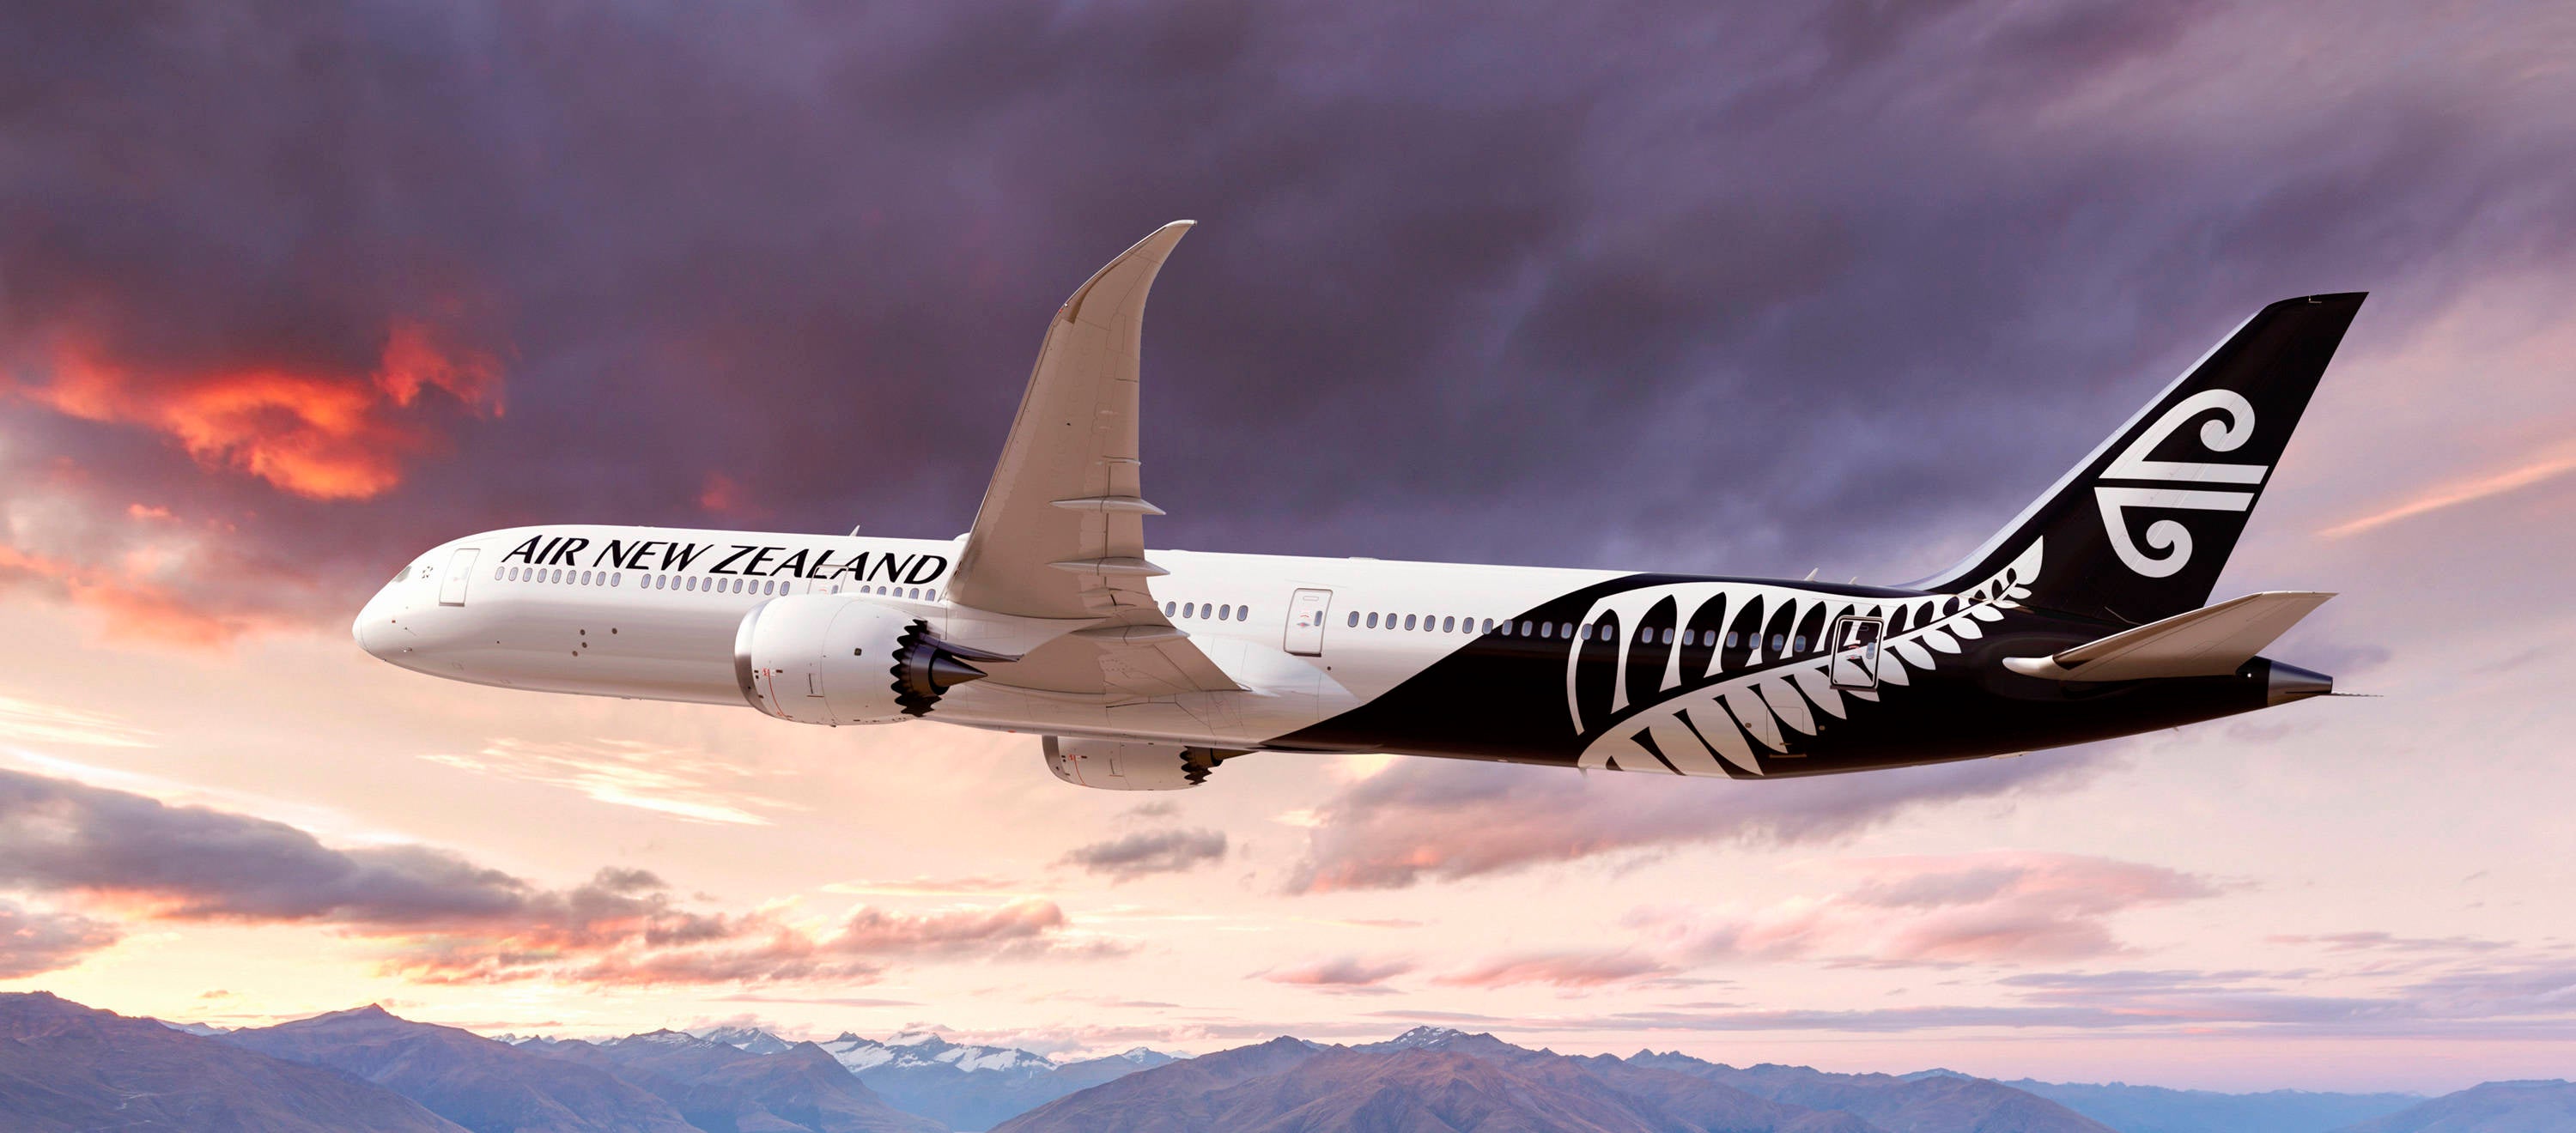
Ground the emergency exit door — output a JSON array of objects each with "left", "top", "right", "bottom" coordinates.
[
  {"left": 1283, "top": 588, "right": 1334, "bottom": 656},
  {"left": 440, "top": 548, "right": 480, "bottom": 606},
  {"left": 1827, "top": 615, "right": 1884, "bottom": 688}
]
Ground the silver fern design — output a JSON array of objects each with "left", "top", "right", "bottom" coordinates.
[{"left": 1565, "top": 542, "right": 2044, "bottom": 777}]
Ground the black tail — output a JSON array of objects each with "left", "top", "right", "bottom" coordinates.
[{"left": 1910, "top": 293, "right": 2366, "bottom": 626}]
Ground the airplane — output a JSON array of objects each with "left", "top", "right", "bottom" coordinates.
[{"left": 356, "top": 221, "right": 2363, "bottom": 790}]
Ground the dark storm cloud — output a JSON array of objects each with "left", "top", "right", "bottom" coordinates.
[
  {"left": 1058, "top": 827, "right": 1230, "bottom": 882},
  {"left": 5, "top": 1, "right": 2573, "bottom": 639}
]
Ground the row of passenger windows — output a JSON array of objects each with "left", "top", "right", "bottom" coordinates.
[
  {"left": 1163, "top": 601, "right": 1250, "bottom": 621},
  {"left": 1343, "top": 609, "right": 1815, "bottom": 653},
  {"left": 492, "top": 565, "right": 937, "bottom": 603}
]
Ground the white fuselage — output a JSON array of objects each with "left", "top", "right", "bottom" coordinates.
[{"left": 355, "top": 524, "right": 1624, "bottom": 749}]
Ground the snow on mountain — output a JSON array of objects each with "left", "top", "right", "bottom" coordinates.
[
  {"left": 1368, "top": 1025, "right": 1471, "bottom": 1051},
  {"left": 157, "top": 1020, "right": 232, "bottom": 1037},
  {"left": 820, "top": 1030, "right": 1058, "bottom": 1076},
  {"left": 694, "top": 1025, "right": 796, "bottom": 1056}
]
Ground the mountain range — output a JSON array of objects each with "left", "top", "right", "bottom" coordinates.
[{"left": 0, "top": 991, "right": 2564, "bottom": 1131}]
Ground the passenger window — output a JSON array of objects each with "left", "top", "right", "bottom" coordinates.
[
  {"left": 1442, "top": 616, "right": 1455, "bottom": 633},
  {"left": 1770, "top": 634, "right": 1785, "bottom": 652},
  {"left": 1482, "top": 619, "right": 1495, "bottom": 633},
  {"left": 1403, "top": 615, "right": 1416, "bottom": 630},
  {"left": 1794, "top": 635, "right": 1808, "bottom": 652},
  {"left": 1183, "top": 602, "right": 1196, "bottom": 619},
  {"left": 1660, "top": 627, "right": 1673, "bottom": 645},
  {"left": 1165, "top": 602, "right": 1177, "bottom": 615},
  {"left": 1238, "top": 606, "right": 1249, "bottom": 621},
  {"left": 1366, "top": 612, "right": 1378, "bottom": 628},
  {"left": 927, "top": 588, "right": 937, "bottom": 602},
  {"left": 611, "top": 573, "right": 621, "bottom": 587},
  {"left": 1726, "top": 632, "right": 1739, "bottom": 648},
  {"left": 1517, "top": 620, "right": 1533, "bottom": 636},
  {"left": 1347, "top": 611, "right": 1359, "bottom": 627},
  {"left": 492, "top": 566, "right": 502, "bottom": 580},
  {"left": 687, "top": 577, "right": 698, "bottom": 591}
]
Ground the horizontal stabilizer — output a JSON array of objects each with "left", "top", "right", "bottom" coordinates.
[{"left": 2004, "top": 591, "right": 2334, "bottom": 682}]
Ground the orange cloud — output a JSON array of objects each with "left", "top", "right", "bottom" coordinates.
[
  {"left": 698, "top": 471, "right": 744, "bottom": 513},
  {"left": 15, "top": 320, "right": 502, "bottom": 500}
]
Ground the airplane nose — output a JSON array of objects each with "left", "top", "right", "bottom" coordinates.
[
  {"left": 353, "top": 588, "right": 402, "bottom": 661},
  {"left": 2265, "top": 660, "right": 2332, "bottom": 706}
]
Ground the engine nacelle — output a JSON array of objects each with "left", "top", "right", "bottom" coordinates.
[
  {"left": 1043, "top": 736, "right": 1239, "bottom": 790},
  {"left": 735, "top": 595, "right": 994, "bottom": 725}
]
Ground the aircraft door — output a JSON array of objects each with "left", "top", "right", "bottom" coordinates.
[
  {"left": 439, "top": 548, "right": 480, "bottom": 607},
  {"left": 1283, "top": 588, "right": 1333, "bottom": 657},
  {"left": 1828, "top": 615, "right": 1883, "bottom": 689}
]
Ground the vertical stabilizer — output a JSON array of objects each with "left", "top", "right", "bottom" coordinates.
[{"left": 1909, "top": 294, "right": 2365, "bottom": 626}]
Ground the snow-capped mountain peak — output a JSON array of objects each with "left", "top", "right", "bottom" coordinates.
[
  {"left": 694, "top": 1026, "right": 796, "bottom": 1056},
  {"left": 819, "top": 1030, "right": 1058, "bottom": 1076},
  {"left": 1385, "top": 1025, "right": 1469, "bottom": 1048}
]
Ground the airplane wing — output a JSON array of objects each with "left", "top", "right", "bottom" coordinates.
[{"left": 946, "top": 221, "right": 1241, "bottom": 694}]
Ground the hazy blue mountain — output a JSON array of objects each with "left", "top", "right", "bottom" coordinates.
[
  {"left": 1631, "top": 1050, "right": 2117, "bottom": 1132},
  {"left": 0, "top": 991, "right": 462, "bottom": 1132},
  {"left": 2336, "top": 1080, "right": 2576, "bottom": 1133},
  {"left": 542, "top": 1028, "right": 943, "bottom": 1133},
  {"left": 1003, "top": 1027, "right": 2148, "bottom": 1133},
  {"left": 1976, "top": 1075, "right": 2421, "bottom": 1133},
  {"left": 226, "top": 1003, "right": 696, "bottom": 1133}
]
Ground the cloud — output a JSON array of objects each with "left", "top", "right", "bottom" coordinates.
[
  {"left": 0, "top": 899, "right": 121, "bottom": 978},
  {"left": 1432, "top": 950, "right": 1672, "bottom": 990},
  {"left": 2270, "top": 931, "right": 2517, "bottom": 954},
  {"left": 1259, "top": 955, "right": 1415, "bottom": 989},
  {"left": 2319, "top": 440, "right": 2576, "bottom": 537},
  {"left": 15, "top": 322, "right": 502, "bottom": 501},
  {"left": 1628, "top": 851, "right": 2226, "bottom": 967},
  {"left": 1, "top": 0, "right": 2567, "bottom": 655},
  {"left": 831, "top": 900, "right": 1076, "bottom": 955},
  {"left": 0, "top": 694, "right": 155, "bottom": 748},
  {"left": 1286, "top": 756, "right": 2103, "bottom": 892},
  {"left": 423, "top": 738, "right": 799, "bottom": 827},
  {"left": 1059, "top": 828, "right": 1230, "bottom": 882},
  {"left": 0, "top": 767, "right": 1109, "bottom": 985}
]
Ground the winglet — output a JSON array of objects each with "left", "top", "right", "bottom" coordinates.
[{"left": 949, "top": 222, "right": 1195, "bottom": 621}]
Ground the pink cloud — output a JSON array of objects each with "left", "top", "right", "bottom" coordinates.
[
  {"left": 1261, "top": 955, "right": 1416, "bottom": 988},
  {"left": 1432, "top": 949, "right": 1671, "bottom": 989},
  {"left": 1631, "top": 851, "right": 2224, "bottom": 968}
]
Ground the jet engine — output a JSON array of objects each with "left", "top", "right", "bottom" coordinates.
[
  {"left": 1043, "top": 736, "right": 1243, "bottom": 790},
  {"left": 735, "top": 594, "right": 1005, "bottom": 724}
]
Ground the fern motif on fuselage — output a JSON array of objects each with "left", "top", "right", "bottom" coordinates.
[{"left": 1562, "top": 542, "right": 2044, "bottom": 777}]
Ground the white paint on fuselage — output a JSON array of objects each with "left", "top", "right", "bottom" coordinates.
[{"left": 355, "top": 524, "right": 1624, "bottom": 749}]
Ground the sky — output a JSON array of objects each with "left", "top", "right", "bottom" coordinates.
[{"left": 3, "top": 0, "right": 2575, "bottom": 1095}]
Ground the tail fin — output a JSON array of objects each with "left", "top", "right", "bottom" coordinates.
[{"left": 1910, "top": 293, "right": 2366, "bottom": 626}]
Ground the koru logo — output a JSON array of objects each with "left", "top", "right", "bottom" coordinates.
[{"left": 2093, "top": 390, "right": 2268, "bottom": 578}]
